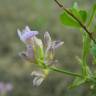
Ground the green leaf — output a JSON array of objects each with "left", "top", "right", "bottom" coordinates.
[
  {"left": 69, "top": 77, "right": 86, "bottom": 88},
  {"left": 93, "top": 56, "right": 96, "bottom": 64},
  {"left": 83, "top": 33, "right": 90, "bottom": 60},
  {"left": 72, "top": 2, "right": 79, "bottom": 10},
  {"left": 72, "top": 2, "right": 87, "bottom": 23},
  {"left": 92, "top": 25, "right": 96, "bottom": 33},
  {"left": 60, "top": 7, "right": 87, "bottom": 28},
  {"left": 71, "top": 9, "right": 87, "bottom": 23},
  {"left": 79, "top": 10, "right": 87, "bottom": 23},
  {"left": 87, "top": 4, "right": 96, "bottom": 26},
  {"left": 60, "top": 11, "right": 80, "bottom": 28},
  {"left": 75, "top": 56, "right": 82, "bottom": 65},
  {"left": 82, "top": 33, "right": 91, "bottom": 76},
  {"left": 91, "top": 42, "right": 96, "bottom": 57}
]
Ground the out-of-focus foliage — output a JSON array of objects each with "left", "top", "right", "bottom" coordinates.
[{"left": 0, "top": 0, "right": 96, "bottom": 96}]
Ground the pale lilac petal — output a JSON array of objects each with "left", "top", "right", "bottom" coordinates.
[
  {"left": 45, "top": 43, "right": 54, "bottom": 55},
  {"left": 17, "top": 26, "right": 38, "bottom": 43},
  {"left": 44, "top": 32, "right": 51, "bottom": 47},
  {"left": 5, "top": 83, "right": 13, "bottom": 92},
  {"left": 0, "top": 83, "right": 4, "bottom": 92},
  {"left": 53, "top": 41, "right": 64, "bottom": 49},
  {"left": 21, "top": 31, "right": 38, "bottom": 42},
  {"left": 26, "top": 45, "right": 34, "bottom": 60}
]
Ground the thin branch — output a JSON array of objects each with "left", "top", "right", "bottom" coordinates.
[
  {"left": 54, "top": 0, "right": 96, "bottom": 43},
  {"left": 50, "top": 66, "right": 82, "bottom": 78}
]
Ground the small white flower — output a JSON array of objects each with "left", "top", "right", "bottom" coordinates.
[
  {"left": 31, "top": 71, "right": 45, "bottom": 86},
  {"left": 52, "top": 40, "right": 64, "bottom": 49},
  {"left": 44, "top": 32, "right": 64, "bottom": 64},
  {"left": 44, "top": 32, "right": 51, "bottom": 47},
  {"left": 44, "top": 32, "right": 64, "bottom": 50},
  {"left": 32, "top": 36, "right": 43, "bottom": 49},
  {"left": 17, "top": 26, "right": 38, "bottom": 43},
  {"left": 33, "top": 77, "right": 44, "bottom": 86}
]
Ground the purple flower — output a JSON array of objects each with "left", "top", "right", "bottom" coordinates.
[
  {"left": 17, "top": 26, "right": 38, "bottom": 43},
  {"left": 17, "top": 28, "right": 64, "bottom": 86},
  {"left": 0, "top": 82, "right": 4, "bottom": 92},
  {"left": 0, "top": 82, "right": 13, "bottom": 93},
  {"left": 26, "top": 44, "right": 35, "bottom": 61},
  {"left": 19, "top": 45, "right": 35, "bottom": 62},
  {"left": 5, "top": 83, "right": 13, "bottom": 92}
]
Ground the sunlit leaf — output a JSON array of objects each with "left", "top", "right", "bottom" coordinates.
[
  {"left": 79, "top": 10, "right": 87, "bottom": 23},
  {"left": 60, "top": 6, "right": 87, "bottom": 28},
  {"left": 72, "top": 2, "right": 87, "bottom": 23},
  {"left": 60, "top": 11, "right": 80, "bottom": 28}
]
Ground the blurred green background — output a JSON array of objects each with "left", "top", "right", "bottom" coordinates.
[{"left": 0, "top": 0, "right": 95, "bottom": 96}]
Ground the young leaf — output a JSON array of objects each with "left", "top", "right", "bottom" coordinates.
[
  {"left": 60, "top": 7, "right": 87, "bottom": 28},
  {"left": 60, "top": 11, "right": 80, "bottom": 28},
  {"left": 87, "top": 4, "right": 96, "bottom": 26},
  {"left": 72, "top": 2, "right": 79, "bottom": 10},
  {"left": 69, "top": 77, "right": 86, "bottom": 88},
  {"left": 70, "top": 9, "right": 87, "bottom": 23},
  {"left": 72, "top": 2, "right": 87, "bottom": 23},
  {"left": 79, "top": 10, "right": 87, "bottom": 23},
  {"left": 91, "top": 42, "right": 96, "bottom": 57}
]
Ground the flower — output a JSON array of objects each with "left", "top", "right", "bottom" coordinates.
[
  {"left": 0, "top": 83, "right": 4, "bottom": 92},
  {"left": 31, "top": 71, "right": 45, "bottom": 86},
  {"left": 5, "top": 83, "right": 13, "bottom": 92},
  {"left": 17, "top": 26, "right": 38, "bottom": 43},
  {"left": 0, "top": 82, "right": 13, "bottom": 94},
  {"left": 18, "top": 26, "right": 44, "bottom": 63},
  {"left": 18, "top": 27, "right": 64, "bottom": 86},
  {"left": 44, "top": 31, "right": 51, "bottom": 47},
  {"left": 44, "top": 32, "right": 64, "bottom": 65},
  {"left": 44, "top": 32, "right": 64, "bottom": 49}
]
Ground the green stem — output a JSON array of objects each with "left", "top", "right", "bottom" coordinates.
[
  {"left": 49, "top": 66, "right": 82, "bottom": 78},
  {"left": 82, "top": 32, "right": 90, "bottom": 76},
  {"left": 39, "top": 58, "right": 82, "bottom": 78},
  {"left": 88, "top": 9, "right": 96, "bottom": 27}
]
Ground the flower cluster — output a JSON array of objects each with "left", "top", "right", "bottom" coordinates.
[
  {"left": 18, "top": 26, "right": 64, "bottom": 86},
  {"left": 0, "top": 82, "right": 13, "bottom": 96}
]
